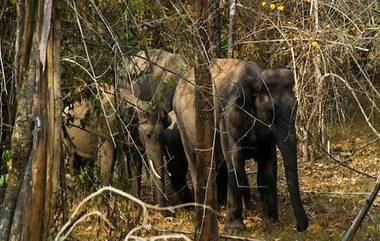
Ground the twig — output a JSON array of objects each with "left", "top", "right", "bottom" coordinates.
[
  {"left": 0, "top": 41, "right": 7, "bottom": 94},
  {"left": 54, "top": 186, "right": 217, "bottom": 241},
  {"left": 306, "top": 129, "right": 376, "bottom": 180},
  {"left": 59, "top": 211, "right": 115, "bottom": 241},
  {"left": 301, "top": 190, "right": 371, "bottom": 196},
  {"left": 342, "top": 176, "right": 380, "bottom": 241},
  {"left": 152, "top": 227, "right": 262, "bottom": 241}
]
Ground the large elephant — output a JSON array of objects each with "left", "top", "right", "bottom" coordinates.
[
  {"left": 173, "top": 59, "right": 308, "bottom": 232},
  {"left": 123, "top": 49, "right": 192, "bottom": 211}
]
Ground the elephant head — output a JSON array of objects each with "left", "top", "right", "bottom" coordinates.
[{"left": 257, "top": 68, "right": 308, "bottom": 232}]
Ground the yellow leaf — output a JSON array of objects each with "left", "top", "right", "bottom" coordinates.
[
  {"left": 270, "top": 3, "right": 276, "bottom": 11},
  {"left": 7, "top": 159, "right": 12, "bottom": 170},
  {"left": 277, "top": 5, "right": 285, "bottom": 11},
  {"left": 261, "top": 1, "right": 267, "bottom": 7},
  {"left": 311, "top": 41, "right": 319, "bottom": 48}
]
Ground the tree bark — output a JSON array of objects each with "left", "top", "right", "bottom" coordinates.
[
  {"left": 0, "top": 0, "right": 36, "bottom": 239},
  {"left": 193, "top": 1, "right": 218, "bottom": 241},
  {"left": 0, "top": 0, "right": 62, "bottom": 240},
  {"left": 227, "top": 0, "right": 236, "bottom": 58},
  {"left": 0, "top": 61, "right": 35, "bottom": 241},
  {"left": 26, "top": 0, "right": 62, "bottom": 240},
  {"left": 210, "top": 1, "right": 222, "bottom": 58}
]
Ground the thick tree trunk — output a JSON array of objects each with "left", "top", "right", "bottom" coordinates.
[
  {"left": 0, "top": 64, "right": 35, "bottom": 241},
  {"left": 9, "top": 140, "right": 33, "bottom": 241},
  {"left": 27, "top": 1, "right": 62, "bottom": 240},
  {"left": 0, "top": 0, "right": 62, "bottom": 240},
  {"left": 193, "top": 1, "right": 218, "bottom": 241},
  {"left": 43, "top": 1, "right": 62, "bottom": 237},
  {"left": 0, "top": 0, "right": 36, "bottom": 238}
]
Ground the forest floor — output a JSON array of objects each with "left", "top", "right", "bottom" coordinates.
[{"left": 61, "top": 118, "right": 380, "bottom": 241}]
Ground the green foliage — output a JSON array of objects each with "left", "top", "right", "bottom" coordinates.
[
  {"left": 77, "top": 168, "right": 91, "bottom": 184},
  {"left": 2, "top": 149, "right": 11, "bottom": 165},
  {"left": 9, "top": 0, "right": 17, "bottom": 6},
  {"left": 0, "top": 149, "right": 11, "bottom": 188},
  {"left": 0, "top": 174, "right": 9, "bottom": 188}
]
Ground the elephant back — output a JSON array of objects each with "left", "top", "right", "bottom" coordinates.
[{"left": 126, "top": 49, "right": 192, "bottom": 112}]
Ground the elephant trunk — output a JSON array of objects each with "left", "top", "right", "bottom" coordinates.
[
  {"left": 145, "top": 140, "right": 166, "bottom": 205},
  {"left": 275, "top": 126, "right": 308, "bottom": 232}
]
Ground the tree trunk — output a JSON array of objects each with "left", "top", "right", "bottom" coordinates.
[
  {"left": 227, "top": 0, "right": 236, "bottom": 58},
  {"left": 0, "top": 62, "right": 35, "bottom": 241},
  {"left": 0, "top": 0, "right": 62, "bottom": 240},
  {"left": 210, "top": 1, "right": 222, "bottom": 58},
  {"left": 193, "top": 1, "right": 218, "bottom": 241},
  {"left": 26, "top": 0, "right": 62, "bottom": 240},
  {"left": 0, "top": 0, "right": 36, "bottom": 238}
]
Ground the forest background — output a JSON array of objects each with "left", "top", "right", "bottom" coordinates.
[{"left": 0, "top": 0, "right": 379, "bottom": 240}]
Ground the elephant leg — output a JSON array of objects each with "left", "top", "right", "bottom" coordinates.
[
  {"left": 241, "top": 170, "right": 251, "bottom": 212},
  {"left": 224, "top": 146, "right": 246, "bottom": 232},
  {"left": 170, "top": 172, "right": 193, "bottom": 203},
  {"left": 256, "top": 143, "right": 278, "bottom": 223},
  {"left": 98, "top": 140, "right": 115, "bottom": 186},
  {"left": 214, "top": 134, "right": 227, "bottom": 205},
  {"left": 165, "top": 152, "right": 193, "bottom": 203},
  {"left": 134, "top": 152, "right": 142, "bottom": 199},
  {"left": 125, "top": 150, "right": 132, "bottom": 191},
  {"left": 216, "top": 160, "right": 228, "bottom": 205},
  {"left": 128, "top": 148, "right": 142, "bottom": 198}
]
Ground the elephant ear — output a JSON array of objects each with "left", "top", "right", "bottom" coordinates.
[
  {"left": 261, "top": 68, "right": 295, "bottom": 94},
  {"left": 233, "top": 64, "right": 264, "bottom": 108}
]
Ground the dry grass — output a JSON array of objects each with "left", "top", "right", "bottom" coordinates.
[{"left": 59, "top": 119, "right": 380, "bottom": 241}]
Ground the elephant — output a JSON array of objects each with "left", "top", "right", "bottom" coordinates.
[
  {"left": 159, "top": 111, "right": 230, "bottom": 205},
  {"left": 159, "top": 112, "right": 193, "bottom": 204},
  {"left": 63, "top": 85, "right": 120, "bottom": 186},
  {"left": 62, "top": 84, "right": 188, "bottom": 204},
  {"left": 123, "top": 49, "right": 193, "bottom": 211},
  {"left": 173, "top": 58, "right": 308, "bottom": 232}
]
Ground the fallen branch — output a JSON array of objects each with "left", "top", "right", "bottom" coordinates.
[
  {"left": 301, "top": 190, "right": 371, "bottom": 196},
  {"left": 128, "top": 234, "right": 192, "bottom": 241},
  {"left": 152, "top": 227, "right": 262, "bottom": 241},
  {"left": 341, "top": 176, "right": 380, "bottom": 241},
  {"left": 220, "top": 234, "right": 262, "bottom": 241},
  {"left": 54, "top": 186, "right": 217, "bottom": 241}
]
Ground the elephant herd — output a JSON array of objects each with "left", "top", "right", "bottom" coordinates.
[{"left": 63, "top": 49, "right": 308, "bottom": 232}]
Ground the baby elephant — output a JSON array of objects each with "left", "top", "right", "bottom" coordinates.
[
  {"left": 159, "top": 122, "right": 229, "bottom": 206},
  {"left": 159, "top": 125, "right": 194, "bottom": 204}
]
